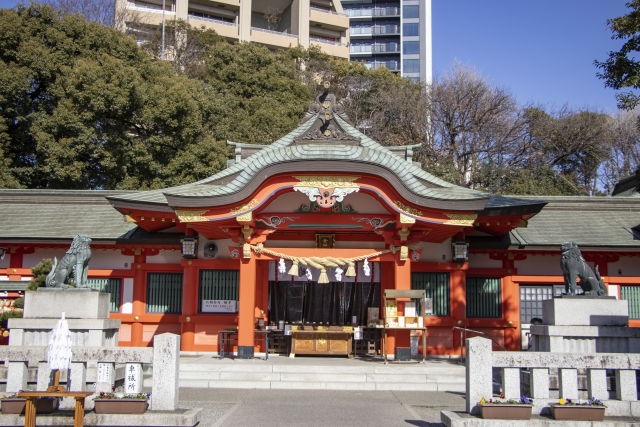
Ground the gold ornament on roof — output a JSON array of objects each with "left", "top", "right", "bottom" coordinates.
[
  {"left": 394, "top": 201, "right": 422, "bottom": 217},
  {"left": 230, "top": 198, "right": 259, "bottom": 215},
  {"left": 175, "top": 210, "right": 208, "bottom": 222},
  {"left": 443, "top": 213, "right": 477, "bottom": 226},
  {"left": 294, "top": 176, "right": 360, "bottom": 188},
  {"left": 399, "top": 213, "right": 416, "bottom": 224}
]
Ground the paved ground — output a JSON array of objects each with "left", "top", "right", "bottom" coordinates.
[{"left": 179, "top": 388, "right": 466, "bottom": 427}]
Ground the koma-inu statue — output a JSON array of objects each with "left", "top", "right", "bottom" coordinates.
[
  {"left": 45, "top": 234, "right": 92, "bottom": 289},
  {"left": 560, "top": 242, "right": 607, "bottom": 296}
]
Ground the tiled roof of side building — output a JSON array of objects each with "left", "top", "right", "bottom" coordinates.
[
  {"left": 472, "top": 195, "right": 640, "bottom": 249},
  {"left": 0, "top": 190, "right": 138, "bottom": 240}
]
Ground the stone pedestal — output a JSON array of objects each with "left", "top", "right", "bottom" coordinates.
[
  {"left": 530, "top": 297, "right": 638, "bottom": 354},
  {"left": 6, "top": 290, "right": 121, "bottom": 404},
  {"left": 542, "top": 297, "right": 629, "bottom": 327},
  {"left": 8, "top": 290, "right": 120, "bottom": 347}
]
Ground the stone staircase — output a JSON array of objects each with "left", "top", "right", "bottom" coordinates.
[{"left": 178, "top": 355, "right": 466, "bottom": 391}]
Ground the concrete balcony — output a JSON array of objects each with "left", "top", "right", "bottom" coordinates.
[
  {"left": 251, "top": 27, "right": 298, "bottom": 50},
  {"left": 309, "top": 38, "right": 349, "bottom": 59},
  {"left": 309, "top": 7, "right": 349, "bottom": 31},
  {"left": 124, "top": 5, "right": 175, "bottom": 26},
  {"left": 212, "top": 0, "right": 239, "bottom": 7},
  {"left": 188, "top": 14, "right": 238, "bottom": 40}
]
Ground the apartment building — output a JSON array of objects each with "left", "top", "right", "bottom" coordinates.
[
  {"left": 117, "top": 0, "right": 350, "bottom": 58},
  {"left": 343, "top": 0, "right": 432, "bottom": 81}
]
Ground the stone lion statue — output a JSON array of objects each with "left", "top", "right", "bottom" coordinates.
[
  {"left": 45, "top": 234, "right": 92, "bottom": 289},
  {"left": 560, "top": 242, "right": 607, "bottom": 296}
]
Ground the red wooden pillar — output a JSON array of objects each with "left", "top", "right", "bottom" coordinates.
[
  {"left": 502, "top": 275, "right": 519, "bottom": 350},
  {"left": 450, "top": 268, "right": 466, "bottom": 356},
  {"left": 180, "top": 259, "right": 198, "bottom": 352},
  {"left": 238, "top": 255, "right": 256, "bottom": 357},
  {"left": 8, "top": 247, "right": 23, "bottom": 281},
  {"left": 393, "top": 258, "right": 411, "bottom": 349},
  {"left": 380, "top": 262, "right": 395, "bottom": 356},
  {"left": 131, "top": 252, "right": 147, "bottom": 347}
]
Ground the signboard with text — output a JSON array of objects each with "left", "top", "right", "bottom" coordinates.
[{"left": 202, "top": 299, "right": 237, "bottom": 313}]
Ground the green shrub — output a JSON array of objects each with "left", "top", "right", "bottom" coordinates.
[
  {"left": 11, "top": 297, "right": 23, "bottom": 309},
  {"left": 27, "top": 259, "right": 53, "bottom": 291},
  {"left": 0, "top": 310, "right": 23, "bottom": 329}
]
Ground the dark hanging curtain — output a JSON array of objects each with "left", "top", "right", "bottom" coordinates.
[{"left": 268, "top": 281, "right": 380, "bottom": 326}]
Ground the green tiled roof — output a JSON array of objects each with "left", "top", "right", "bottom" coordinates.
[
  {"left": 0, "top": 190, "right": 137, "bottom": 240},
  {"left": 106, "top": 111, "right": 526, "bottom": 212},
  {"left": 507, "top": 196, "right": 640, "bottom": 248}
]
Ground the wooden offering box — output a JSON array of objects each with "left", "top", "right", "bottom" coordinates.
[{"left": 290, "top": 326, "right": 353, "bottom": 357}]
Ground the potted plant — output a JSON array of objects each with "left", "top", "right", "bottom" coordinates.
[
  {"left": 549, "top": 397, "right": 606, "bottom": 421},
  {"left": 93, "top": 388, "right": 150, "bottom": 414},
  {"left": 479, "top": 394, "right": 534, "bottom": 420},
  {"left": 1, "top": 392, "right": 58, "bottom": 414}
]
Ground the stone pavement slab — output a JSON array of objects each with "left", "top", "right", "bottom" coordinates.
[{"left": 179, "top": 388, "right": 466, "bottom": 427}]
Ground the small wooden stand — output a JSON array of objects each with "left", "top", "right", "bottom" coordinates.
[
  {"left": 46, "top": 370, "right": 66, "bottom": 392},
  {"left": 18, "top": 391, "right": 93, "bottom": 427},
  {"left": 382, "top": 289, "right": 429, "bottom": 364}
]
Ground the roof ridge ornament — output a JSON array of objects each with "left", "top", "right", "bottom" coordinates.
[{"left": 296, "top": 82, "right": 360, "bottom": 145}]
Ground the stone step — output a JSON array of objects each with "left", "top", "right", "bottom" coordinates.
[{"left": 176, "top": 358, "right": 466, "bottom": 391}]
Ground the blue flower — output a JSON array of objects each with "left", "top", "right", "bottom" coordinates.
[{"left": 520, "top": 396, "right": 533, "bottom": 404}]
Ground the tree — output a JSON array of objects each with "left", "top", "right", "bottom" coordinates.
[
  {"left": 39, "top": 0, "right": 114, "bottom": 27},
  {"left": 0, "top": 5, "right": 230, "bottom": 190},
  {"left": 27, "top": 259, "right": 53, "bottom": 291},
  {"left": 141, "top": 20, "right": 225, "bottom": 79},
  {"left": 420, "top": 63, "right": 528, "bottom": 188},
  {"left": 600, "top": 109, "right": 640, "bottom": 192},
  {"left": 595, "top": 0, "right": 640, "bottom": 111},
  {"left": 198, "top": 41, "right": 313, "bottom": 145},
  {"left": 524, "top": 106, "right": 612, "bottom": 195}
]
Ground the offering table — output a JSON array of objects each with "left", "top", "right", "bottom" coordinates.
[{"left": 289, "top": 326, "right": 353, "bottom": 357}]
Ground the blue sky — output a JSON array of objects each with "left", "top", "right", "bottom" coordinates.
[
  {"left": 432, "top": 0, "right": 630, "bottom": 113},
  {"left": 0, "top": 0, "right": 631, "bottom": 112}
]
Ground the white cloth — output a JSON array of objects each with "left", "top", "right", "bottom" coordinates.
[{"left": 47, "top": 312, "right": 72, "bottom": 371}]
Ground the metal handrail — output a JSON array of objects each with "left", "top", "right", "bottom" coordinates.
[{"left": 452, "top": 326, "right": 506, "bottom": 363}]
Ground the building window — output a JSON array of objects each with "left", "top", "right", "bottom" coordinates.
[
  {"left": 621, "top": 286, "right": 640, "bottom": 319},
  {"left": 411, "top": 272, "right": 450, "bottom": 316},
  {"left": 146, "top": 273, "right": 183, "bottom": 314},
  {"left": 403, "top": 41, "right": 419, "bottom": 55},
  {"left": 467, "top": 278, "right": 502, "bottom": 318},
  {"left": 403, "top": 23, "right": 419, "bottom": 36},
  {"left": 403, "top": 5, "right": 419, "bottom": 18},
  {"left": 86, "top": 278, "right": 121, "bottom": 312},
  {"left": 199, "top": 270, "right": 239, "bottom": 313},
  {"left": 403, "top": 59, "right": 419, "bottom": 73}
]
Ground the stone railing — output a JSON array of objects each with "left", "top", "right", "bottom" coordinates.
[
  {"left": 466, "top": 337, "right": 639, "bottom": 416},
  {"left": 2, "top": 333, "right": 179, "bottom": 412}
]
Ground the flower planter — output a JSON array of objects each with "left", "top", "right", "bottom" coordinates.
[
  {"left": 1, "top": 398, "right": 58, "bottom": 414},
  {"left": 93, "top": 398, "right": 148, "bottom": 414},
  {"left": 549, "top": 403, "right": 606, "bottom": 421},
  {"left": 480, "top": 404, "right": 533, "bottom": 420}
]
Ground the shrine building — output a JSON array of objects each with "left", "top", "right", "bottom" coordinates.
[{"left": 0, "top": 88, "right": 639, "bottom": 356}]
